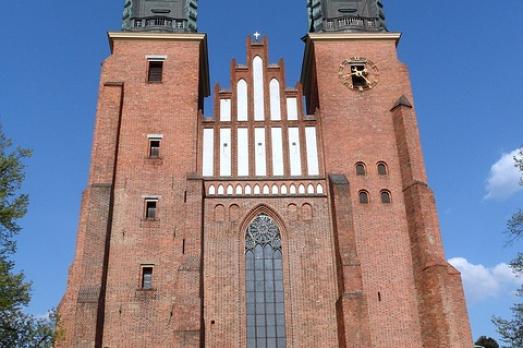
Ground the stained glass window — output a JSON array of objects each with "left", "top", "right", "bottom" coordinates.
[{"left": 245, "top": 214, "right": 286, "bottom": 348}]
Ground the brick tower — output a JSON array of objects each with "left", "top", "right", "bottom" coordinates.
[{"left": 58, "top": 0, "right": 472, "bottom": 347}]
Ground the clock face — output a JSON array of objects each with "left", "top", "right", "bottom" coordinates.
[{"left": 338, "top": 57, "right": 379, "bottom": 91}]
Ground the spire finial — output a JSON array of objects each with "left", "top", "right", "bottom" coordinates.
[{"left": 253, "top": 31, "right": 262, "bottom": 41}]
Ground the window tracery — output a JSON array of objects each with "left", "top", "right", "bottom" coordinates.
[{"left": 245, "top": 214, "right": 287, "bottom": 347}]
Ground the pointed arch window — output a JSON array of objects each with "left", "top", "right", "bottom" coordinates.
[{"left": 245, "top": 214, "right": 287, "bottom": 348}]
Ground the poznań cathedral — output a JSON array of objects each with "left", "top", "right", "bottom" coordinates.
[{"left": 57, "top": 1, "right": 473, "bottom": 347}]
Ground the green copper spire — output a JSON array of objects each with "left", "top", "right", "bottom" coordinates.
[
  {"left": 122, "top": 0, "right": 198, "bottom": 33},
  {"left": 307, "top": 0, "right": 386, "bottom": 33}
]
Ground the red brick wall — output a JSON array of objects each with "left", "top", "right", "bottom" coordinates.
[
  {"left": 203, "top": 198, "right": 340, "bottom": 347},
  {"left": 303, "top": 34, "right": 472, "bottom": 347},
  {"left": 58, "top": 32, "right": 472, "bottom": 348},
  {"left": 58, "top": 34, "right": 207, "bottom": 347}
]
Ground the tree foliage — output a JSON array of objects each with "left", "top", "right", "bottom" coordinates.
[
  {"left": 493, "top": 150, "right": 523, "bottom": 347},
  {"left": 476, "top": 336, "right": 500, "bottom": 348},
  {"left": 0, "top": 126, "right": 56, "bottom": 347}
]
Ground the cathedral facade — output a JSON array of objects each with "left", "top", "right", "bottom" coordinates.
[{"left": 57, "top": 1, "right": 473, "bottom": 347}]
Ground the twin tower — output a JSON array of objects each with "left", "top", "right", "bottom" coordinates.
[{"left": 57, "top": 1, "right": 473, "bottom": 347}]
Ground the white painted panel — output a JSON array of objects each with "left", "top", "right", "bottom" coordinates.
[
  {"left": 253, "top": 56, "right": 265, "bottom": 121},
  {"left": 202, "top": 129, "right": 214, "bottom": 177},
  {"left": 271, "top": 128, "right": 284, "bottom": 176},
  {"left": 237, "top": 80, "right": 248, "bottom": 121},
  {"left": 286, "top": 97, "right": 298, "bottom": 120},
  {"left": 254, "top": 185, "right": 261, "bottom": 195},
  {"left": 255, "top": 128, "right": 267, "bottom": 176},
  {"left": 220, "top": 129, "right": 231, "bottom": 177},
  {"left": 272, "top": 185, "right": 279, "bottom": 194},
  {"left": 208, "top": 185, "right": 216, "bottom": 195},
  {"left": 269, "top": 79, "right": 281, "bottom": 121},
  {"left": 305, "top": 127, "right": 320, "bottom": 176},
  {"left": 290, "top": 185, "right": 297, "bottom": 194},
  {"left": 298, "top": 184, "right": 306, "bottom": 194},
  {"left": 236, "top": 185, "right": 243, "bottom": 195},
  {"left": 288, "top": 127, "right": 302, "bottom": 176},
  {"left": 237, "top": 128, "right": 249, "bottom": 176},
  {"left": 307, "top": 184, "right": 315, "bottom": 194},
  {"left": 227, "top": 185, "right": 233, "bottom": 195},
  {"left": 220, "top": 99, "right": 231, "bottom": 122},
  {"left": 245, "top": 185, "right": 252, "bottom": 195},
  {"left": 317, "top": 184, "right": 324, "bottom": 194},
  {"left": 218, "top": 185, "right": 224, "bottom": 195},
  {"left": 281, "top": 185, "right": 288, "bottom": 195},
  {"left": 263, "top": 185, "right": 270, "bottom": 195}
]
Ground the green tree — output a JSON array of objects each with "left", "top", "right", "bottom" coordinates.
[
  {"left": 493, "top": 150, "right": 523, "bottom": 347},
  {"left": 0, "top": 126, "right": 56, "bottom": 347},
  {"left": 476, "top": 335, "right": 500, "bottom": 348}
]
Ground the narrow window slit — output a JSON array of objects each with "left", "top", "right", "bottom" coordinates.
[
  {"left": 359, "top": 191, "right": 369, "bottom": 204},
  {"left": 381, "top": 191, "right": 392, "bottom": 204},
  {"left": 145, "top": 199, "right": 157, "bottom": 219},
  {"left": 377, "top": 162, "right": 388, "bottom": 176},
  {"left": 356, "top": 162, "right": 366, "bottom": 176},
  {"left": 149, "top": 139, "right": 161, "bottom": 158},
  {"left": 142, "top": 267, "right": 153, "bottom": 290},
  {"left": 148, "top": 60, "right": 164, "bottom": 83}
]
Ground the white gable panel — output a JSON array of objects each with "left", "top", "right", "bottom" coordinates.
[
  {"left": 288, "top": 127, "right": 302, "bottom": 176},
  {"left": 220, "top": 99, "right": 231, "bottom": 122},
  {"left": 269, "top": 79, "right": 281, "bottom": 121},
  {"left": 202, "top": 129, "right": 214, "bottom": 177},
  {"left": 271, "top": 128, "right": 284, "bottom": 176},
  {"left": 305, "top": 127, "right": 320, "bottom": 176},
  {"left": 237, "top": 128, "right": 249, "bottom": 176},
  {"left": 237, "top": 80, "right": 248, "bottom": 121},
  {"left": 286, "top": 97, "right": 298, "bottom": 120},
  {"left": 255, "top": 128, "right": 267, "bottom": 176},
  {"left": 220, "top": 128, "right": 232, "bottom": 177},
  {"left": 253, "top": 56, "right": 265, "bottom": 121}
]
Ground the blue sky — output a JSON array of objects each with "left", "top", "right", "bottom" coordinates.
[{"left": 1, "top": 0, "right": 522, "bottom": 343}]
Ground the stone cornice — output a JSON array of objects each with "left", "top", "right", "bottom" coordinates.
[
  {"left": 306, "top": 32, "right": 402, "bottom": 43},
  {"left": 107, "top": 32, "right": 207, "bottom": 52}
]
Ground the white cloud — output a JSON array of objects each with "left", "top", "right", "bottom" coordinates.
[
  {"left": 449, "top": 257, "right": 523, "bottom": 302},
  {"left": 484, "top": 148, "right": 522, "bottom": 200}
]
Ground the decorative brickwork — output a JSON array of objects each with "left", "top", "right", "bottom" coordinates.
[{"left": 57, "top": 30, "right": 472, "bottom": 347}]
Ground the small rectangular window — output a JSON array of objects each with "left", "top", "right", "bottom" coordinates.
[
  {"left": 148, "top": 61, "right": 163, "bottom": 83},
  {"left": 149, "top": 139, "right": 161, "bottom": 158},
  {"left": 142, "top": 267, "right": 153, "bottom": 289},
  {"left": 145, "top": 200, "right": 157, "bottom": 219}
]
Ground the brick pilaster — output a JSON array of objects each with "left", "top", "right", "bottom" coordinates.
[
  {"left": 329, "top": 174, "right": 371, "bottom": 348},
  {"left": 392, "top": 99, "right": 472, "bottom": 347}
]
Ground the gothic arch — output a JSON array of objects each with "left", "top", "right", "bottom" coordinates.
[
  {"left": 242, "top": 205, "right": 289, "bottom": 347},
  {"left": 239, "top": 204, "right": 288, "bottom": 240}
]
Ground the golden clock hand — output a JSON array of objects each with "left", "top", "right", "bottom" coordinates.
[
  {"left": 361, "top": 75, "right": 372, "bottom": 85},
  {"left": 352, "top": 70, "right": 371, "bottom": 85}
]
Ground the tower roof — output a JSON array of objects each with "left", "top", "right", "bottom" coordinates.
[
  {"left": 122, "top": 0, "right": 198, "bottom": 33},
  {"left": 307, "top": 0, "right": 387, "bottom": 33}
]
